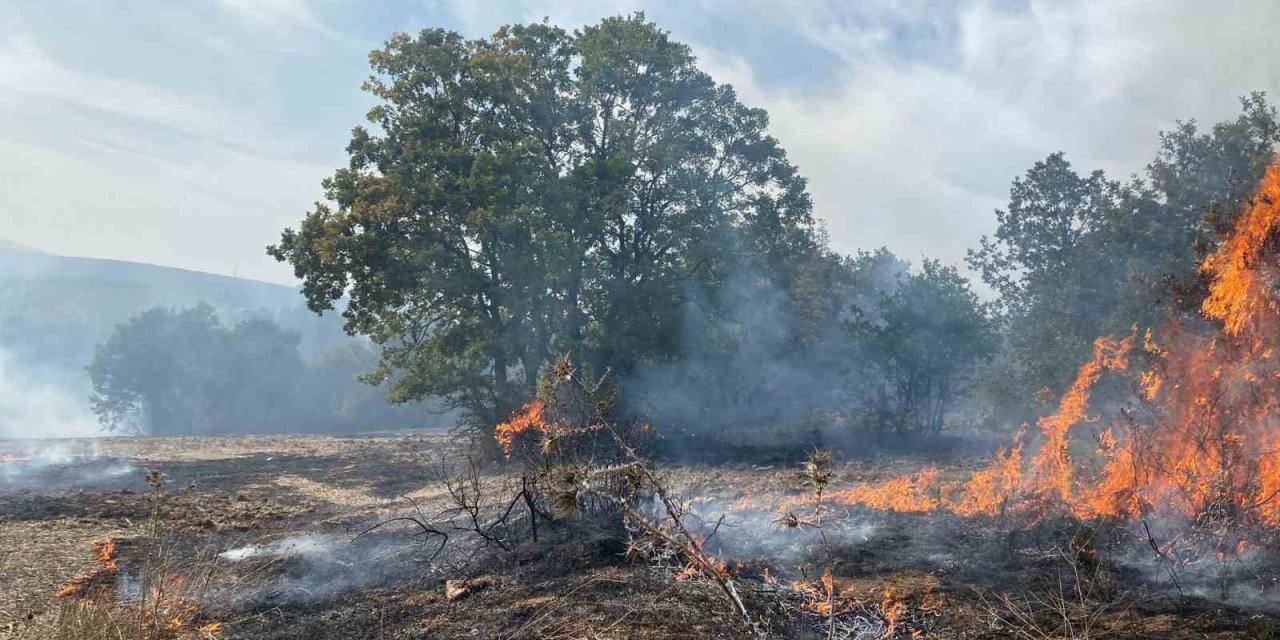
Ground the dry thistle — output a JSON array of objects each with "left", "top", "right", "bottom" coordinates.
[
  {"left": 774, "top": 511, "right": 802, "bottom": 529},
  {"left": 551, "top": 354, "right": 574, "bottom": 382},
  {"left": 539, "top": 429, "right": 563, "bottom": 456},
  {"left": 550, "top": 466, "right": 587, "bottom": 515},
  {"left": 800, "top": 449, "right": 834, "bottom": 495}
]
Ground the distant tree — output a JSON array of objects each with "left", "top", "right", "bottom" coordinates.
[
  {"left": 89, "top": 304, "right": 225, "bottom": 433},
  {"left": 88, "top": 304, "right": 304, "bottom": 435},
  {"left": 90, "top": 303, "right": 448, "bottom": 435},
  {"left": 966, "top": 152, "right": 1120, "bottom": 404},
  {"left": 847, "top": 253, "right": 996, "bottom": 436},
  {"left": 268, "top": 14, "right": 819, "bottom": 433},
  {"left": 217, "top": 317, "right": 305, "bottom": 432}
]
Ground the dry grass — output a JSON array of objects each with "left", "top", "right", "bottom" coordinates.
[
  {"left": 0, "top": 520, "right": 128, "bottom": 635},
  {"left": 272, "top": 475, "right": 378, "bottom": 508}
]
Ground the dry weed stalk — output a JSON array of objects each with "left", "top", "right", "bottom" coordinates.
[
  {"left": 981, "top": 524, "right": 1124, "bottom": 640},
  {"left": 775, "top": 451, "right": 913, "bottom": 640}
]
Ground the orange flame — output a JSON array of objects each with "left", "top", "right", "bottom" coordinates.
[
  {"left": 880, "top": 583, "right": 906, "bottom": 636},
  {"left": 1201, "top": 165, "right": 1280, "bottom": 338},
  {"left": 91, "top": 537, "right": 119, "bottom": 571},
  {"left": 826, "top": 466, "right": 942, "bottom": 513},
  {"left": 54, "top": 537, "right": 119, "bottom": 599},
  {"left": 949, "top": 428, "right": 1024, "bottom": 517},
  {"left": 494, "top": 400, "right": 548, "bottom": 457},
  {"left": 1028, "top": 333, "right": 1132, "bottom": 504}
]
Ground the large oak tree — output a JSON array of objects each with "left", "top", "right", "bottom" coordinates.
[{"left": 269, "top": 15, "right": 819, "bottom": 430}]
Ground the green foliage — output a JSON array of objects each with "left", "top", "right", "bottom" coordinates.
[
  {"left": 88, "top": 304, "right": 430, "bottom": 435},
  {"left": 968, "top": 93, "right": 1280, "bottom": 419},
  {"left": 269, "top": 14, "right": 820, "bottom": 432},
  {"left": 846, "top": 252, "right": 997, "bottom": 436},
  {"left": 89, "top": 304, "right": 301, "bottom": 434}
]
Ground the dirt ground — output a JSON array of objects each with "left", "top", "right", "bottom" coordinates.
[{"left": 1, "top": 433, "right": 1276, "bottom": 639}]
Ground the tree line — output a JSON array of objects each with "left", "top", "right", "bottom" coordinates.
[{"left": 94, "top": 14, "right": 1280, "bottom": 442}]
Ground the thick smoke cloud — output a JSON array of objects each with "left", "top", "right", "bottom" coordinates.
[
  {"left": 0, "top": 346, "right": 100, "bottom": 439},
  {"left": 624, "top": 268, "right": 850, "bottom": 450}
]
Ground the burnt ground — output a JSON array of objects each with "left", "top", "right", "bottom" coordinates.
[{"left": 1, "top": 434, "right": 1278, "bottom": 639}]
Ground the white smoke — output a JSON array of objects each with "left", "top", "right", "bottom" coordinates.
[
  {"left": 214, "top": 531, "right": 432, "bottom": 606},
  {"left": 0, "top": 439, "right": 135, "bottom": 489},
  {"left": 218, "top": 534, "right": 340, "bottom": 563},
  {"left": 0, "top": 346, "right": 101, "bottom": 439}
]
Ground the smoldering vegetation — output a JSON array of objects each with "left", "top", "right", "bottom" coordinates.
[
  {"left": 211, "top": 532, "right": 432, "bottom": 608},
  {"left": 0, "top": 440, "right": 135, "bottom": 491}
]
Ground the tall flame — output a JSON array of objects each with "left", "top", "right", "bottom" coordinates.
[{"left": 1027, "top": 334, "right": 1133, "bottom": 504}]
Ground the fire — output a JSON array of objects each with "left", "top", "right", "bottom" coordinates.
[
  {"left": 52, "top": 537, "right": 223, "bottom": 638},
  {"left": 91, "top": 537, "right": 119, "bottom": 571},
  {"left": 949, "top": 428, "right": 1024, "bottom": 517},
  {"left": 789, "top": 161, "right": 1280, "bottom": 538},
  {"left": 878, "top": 582, "right": 912, "bottom": 637},
  {"left": 54, "top": 537, "right": 119, "bottom": 599},
  {"left": 1200, "top": 164, "right": 1280, "bottom": 338},
  {"left": 494, "top": 400, "right": 549, "bottom": 457},
  {"left": 791, "top": 567, "right": 840, "bottom": 616},
  {"left": 1027, "top": 334, "right": 1132, "bottom": 503},
  {"left": 826, "top": 466, "right": 942, "bottom": 513},
  {"left": 673, "top": 533, "right": 730, "bottom": 581}
]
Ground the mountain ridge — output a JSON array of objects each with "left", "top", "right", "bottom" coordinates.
[{"left": 0, "top": 238, "right": 295, "bottom": 291}]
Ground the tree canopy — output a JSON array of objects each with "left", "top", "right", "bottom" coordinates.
[{"left": 269, "top": 14, "right": 821, "bottom": 429}]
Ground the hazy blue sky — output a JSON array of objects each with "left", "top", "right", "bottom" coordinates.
[{"left": 1, "top": 1, "right": 1277, "bottom": 283}]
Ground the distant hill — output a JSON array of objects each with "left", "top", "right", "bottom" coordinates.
[
  {"left": 0, "top": 242, "right": 345, "bottom": 372},
  {"left": 0, "top": 238, "right": 41, "bottom": 253}
]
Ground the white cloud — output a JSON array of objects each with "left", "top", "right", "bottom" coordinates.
[
  {"left": 0, "top": 35, "right": 245, "bottom": 146},
  {"left": 0, "top": 31, "right": 330, "bottom": 283},
  {"left": 3, "top": 0, "right": 1280, "bottom": 285},
  {"left": 687, "top": 0, "right": 1280, "bottom": 267},
  {"left": 0, "top": 132, "right": 329, "bottom": 283},
  {"left": 213, "top": 0, "right": 331, "bottom": 35}
]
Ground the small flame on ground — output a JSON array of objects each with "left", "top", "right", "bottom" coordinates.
[
  {"left": 494, "top": 400, "right": 549, "bottom": 457},
  {"left": 54, "top": 537, "right": 119, "bottom": 599}
]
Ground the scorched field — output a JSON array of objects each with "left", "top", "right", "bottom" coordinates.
[{"left": 2, "top": 430, "right": 1278, "bottom": 639}]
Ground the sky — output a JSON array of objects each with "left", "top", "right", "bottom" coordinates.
[{"left": 1, "top": 0, "right": 1277, "bottom": 284}]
